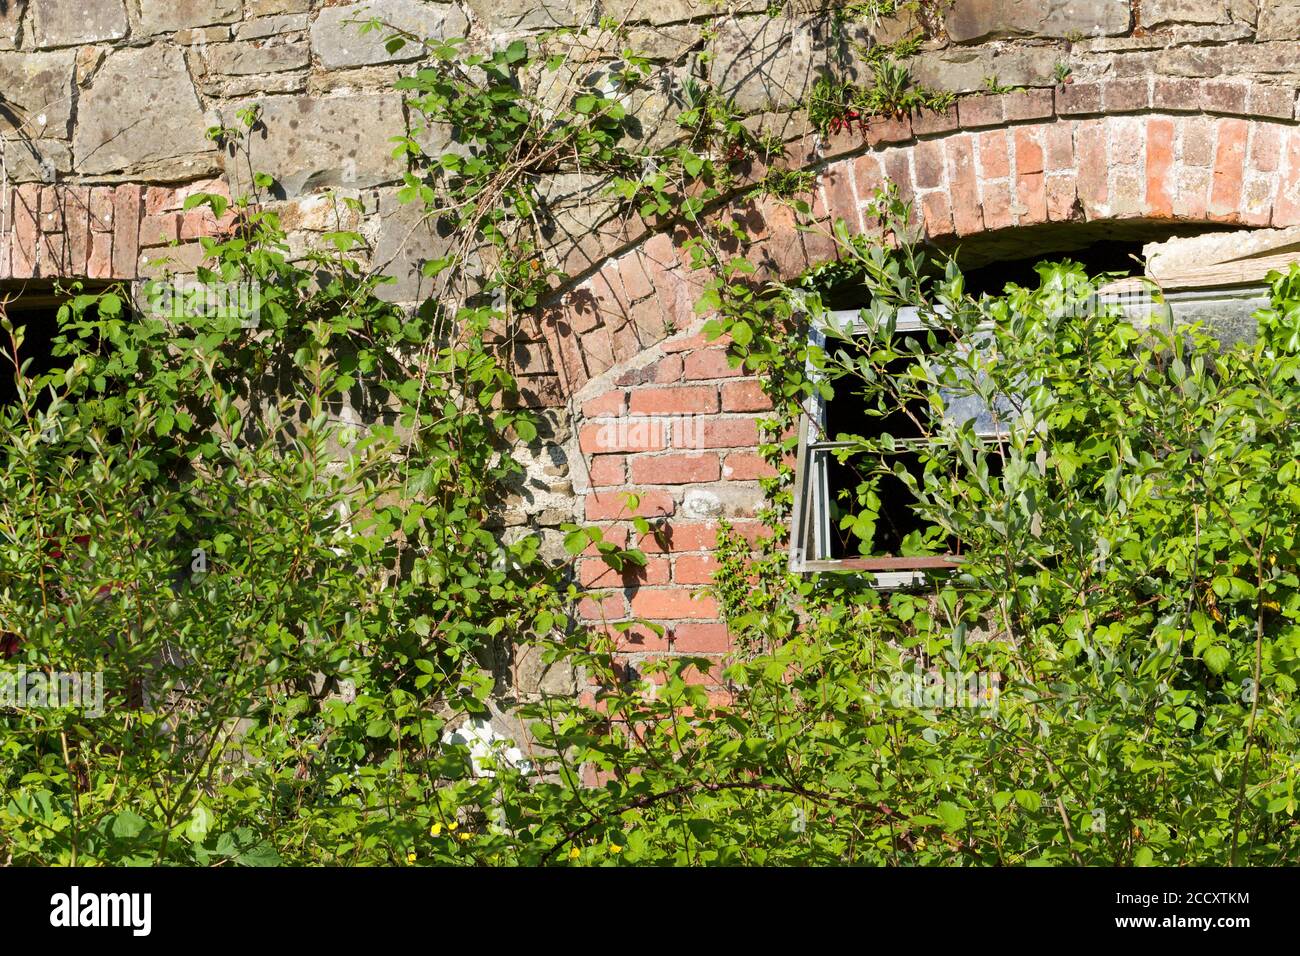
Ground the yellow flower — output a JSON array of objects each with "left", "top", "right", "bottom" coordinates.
[
  {"left": 406, "top": 852, "right": 417, "bottom": 863},
  {"left": 430, "top": 823, "right": 442, "bottom": 837},
  {"left": 448, "top": 821, "right": 459, "bottom": 832},
  {"left": 458, "top": 832, "right": 471, "bottom": 842},
  {"left": 569, "top": 847, "right": 581, "bottom": 860},
  {"left": 609, "top": 843, "right": 623, "bottom": 855}
]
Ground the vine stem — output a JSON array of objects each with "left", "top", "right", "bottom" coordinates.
[{"left": 1228, "top": 546, "right": 1267, "bottom": 865}]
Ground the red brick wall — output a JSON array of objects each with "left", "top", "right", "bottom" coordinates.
[
  {"left": 527, "top": 83, "right": 1300, "bottom": 403},
  {"left": 1, "top": 179, "right": 233, "bottom": 281},
  {"left": 573, "top": 330, "right": 777, "bottom": 671},
  {"left": 535, "top": 83, "right": 1300, "bottom": 678},
  {"left": 5, "top": 79, "right": 1299, "bottom": 685}
]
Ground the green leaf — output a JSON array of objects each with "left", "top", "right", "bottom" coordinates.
[
  {"left": 1203, "top": 644, "right": 1231, "bottom": 674},
  {"left": 236, "top": 842, "right": 283, "bottom": 867},
  {"left": 1014, "top": 790, "right": 1042, "bottom": 813},
  {"left": 936, "top": 801, "right": 966, "bottom": 831},
  {"left": 186, "top": 803, "right": 214, "bottom": 843},
  {"left": 109, "top": 811, "right": 148, "bottom": 840}
]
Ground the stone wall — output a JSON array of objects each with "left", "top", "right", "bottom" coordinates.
[{"left": 2, "top": 1, "right": 1300, "bottom": 692}]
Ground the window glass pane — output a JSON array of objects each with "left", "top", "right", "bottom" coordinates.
[{"left": 938, "top": 335, "right": 1016, "bottom": 439}]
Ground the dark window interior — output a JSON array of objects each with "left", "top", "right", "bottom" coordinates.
[
  {"left": 820, "top": 330, "right": 963, "bottom": 559},
  {"left": 811, "top": 236, "right": 1163, "bottom": 563},
  {"left": 0, "top": 282, "right": 111, "bottom": 411},
  {"left": 819, "top": 238, "right": 1151, "bottom": 310},
  {"left": 1, "top": 298, "right": 64, "bottom": 410},
  {"left": 960, "top": 240, "right": 1147, "bottom": 298}
]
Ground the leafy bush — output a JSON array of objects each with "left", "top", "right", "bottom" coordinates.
[
  {"left": 2, "top": 22, "right": 1297, "bottom": 867},
  {"left": 0, "top": 192, "right": 572, "bottom": 864}
]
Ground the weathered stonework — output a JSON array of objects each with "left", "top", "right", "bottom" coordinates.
[
  {"left": 31, "top": 1, "right": 128, "bottom": 48},
  {"left": 372, "top": 189, "right": 455, "bottom": 302},
  {"left": 311, "top": 0, "right": 468, "bottom": 68},
  {"left": 73, "top": 45, "right": 218, "bottom": 180},
  {"left": 248, "top": 0, "right": 315, "bottom": 15},
  {"left": 0, "top": 1, "right": 25, "bottom": 50},
  {"left": 1259, "top": 1, "right": 1300, "bottom": 41},
  {"left": 946, "top": 0, "right": 1132, "bottom": 43},
  {"left": 708, "top": 15, "right": 840, "bottom": 114},
  {"left": 0, "top": 49, "right": 76, "bottom": 139},
  {"left": 199, "top": 37, "right": 312, "bottom": 79},
  {"left": 908, "top": 43, "right": 1062, "bottom": 94},
  {"left": 1139, "top": 0, "right": 1239, "bottom": 30},
  {"left": 221, "top": 92, "right": 406, "bottom": 196},
  {"left": 137, "top": 0, "right": 245, "bottom": 35},
  {"left": 463, "top": 0, "right": 584, "bottom": 34}
]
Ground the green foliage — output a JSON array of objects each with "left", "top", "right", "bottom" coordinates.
[
  {"left": 0, "top": 19, "right": 751, "bottom": 868},
  {"left": 983, "top": 75, "right": 1018, "bottom": 94},
  {"left": 809, "top": 59, "right": 954, "bottom": 136},
  {"left": 0, "top": 190, "right": 577, "bottom": 866},
  {"left": 3, "top": 17, "right": 1298, "bottom": 869},
  {"left": 682, "top": 196, "right": 1300, "bottom": 864}
]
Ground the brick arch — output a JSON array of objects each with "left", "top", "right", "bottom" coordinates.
[
  {"left": 0, "top": 179, "right": 240, "bottom": 283},
  {"left": 534, "top": 81, "right": 1300, "bottom": 409},
  {"left": 809, "top": 111, "right": 1299, "bottom": 257},
  {"left": 556, "top": 84, "right": 1300, "bottom": 666}
]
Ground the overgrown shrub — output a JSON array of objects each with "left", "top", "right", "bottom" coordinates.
[{"left": 2, "top": 22, "right": 1298, "bottom": 866}]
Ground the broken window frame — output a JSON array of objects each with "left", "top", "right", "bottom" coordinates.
[
  {"left": 789, "top": 304, "right": 1005, "bottom": 586},
  {"left": 789, "top": 226, "right": 1299, "bottom": 584}
]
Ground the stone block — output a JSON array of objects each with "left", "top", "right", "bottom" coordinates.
[
  {"left": 708, "top": 15, "right": 836, "bottom": 114},
  {"left": 0, "top": 1, "right": 24, "bottom": 50},
  {"left": 1140, "top": 0, "right": 1232, "bottom": 29},
  {"left": 31, "top": 1, "right": 127, "bottom": 47},
  {"left": 222, "top": 93, "right": 406, "bottom": 197},
  {"left": 372, "top": 188, "right": 456, "bottom": 303},
  {"left": 1258, "top": 1, "right": 1300, "bottom": 40},
  {"left": 463, "top": 0, "right": 583, "bottom": 33},
  {"left": 247, "top": 0, "right": 312, "bottom": 13},
  {"left": 909, "top": 45, "right": 1061, "bottom": 95},
  {"left": 603, "top": 0, "right": 765, "bottom": 22},
  {"left": 73, "top": 46, "right": 218, "bottom": 180},
  {"left": 0, "top": 50, "right": 76, "bottom": 139},
  {"left": 200, "top": 38, "right": 311, "bottom": 75},
  {"left": 236, "top": 15, "right": 311, "bottom": 40},
  {"left": 137, "top": 0, "right": 243, "bottom": 34},
  {"left": 312, "top": 0, "right": 469, "bottom": 70},
  {"left": 946, "top": 0, "right": 1131, "bottom": 42}
]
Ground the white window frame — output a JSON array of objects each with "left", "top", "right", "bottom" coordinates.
[
  {"left": 790, "top": 277, "right": 1279, "bottom": 582},
  {"left": 790, "top": 305, "right": 990, "bottom": 586}
]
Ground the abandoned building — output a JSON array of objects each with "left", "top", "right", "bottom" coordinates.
[{"left": 2, "top": 0, "right": 1299, "bottom": 696}]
